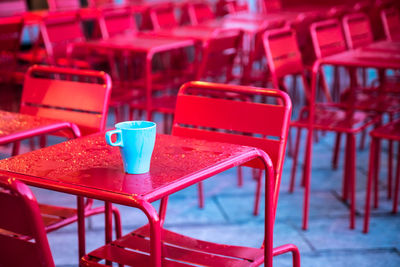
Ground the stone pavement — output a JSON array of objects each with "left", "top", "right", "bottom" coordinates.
[{"left": 1, "top": 112, "right": 399, "bottom": 267}]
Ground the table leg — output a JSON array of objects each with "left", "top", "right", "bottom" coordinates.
[
  {"left": 77, "top": 196, "right": 86, "bottom": 259},
  {"left": 140, "top": 201, "right": 162, "bottom": 267},
  {"left": 105, "top": 201, "right": 113, "bottom": 244}
]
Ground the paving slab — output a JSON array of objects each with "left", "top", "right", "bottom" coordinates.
[{"left": 300, "top": 217, "right": 400, "bottom": 250}]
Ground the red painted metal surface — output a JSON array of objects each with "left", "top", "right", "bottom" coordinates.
[
  {"left": 173, "top": 81, "right": 292, "bottom": 216},
  {"left": 0, "top": 132, "right": 277, "bottom": 266},
  {"left": 40, "top": 12, "right": 88, "bottom": 67},
  {"left": 0, "top": 110, "right": 81, "bottom": 145},
  {"left": 364, "top": 119, "right": 400, "bottom": 233},
  {"left": 9, "top": 65, "right": 121, "bottom": 262},
  {"left": 180, "top": 1, "right": 215, "bottom": 25},
  {"left": 342, "top": 12, "right": 374, "bottom": 50},
  {"left": 263, "top": 27, "right": 382, "bottom": 230},
  {"left": 0, "top": 0, "right": 27, "bottom": 17},
  {"left": 0, "top": 176, "right": 55, "bottom": 267},
  {"left": 21, "top": 65, "right": 112, "bottom": 136}
]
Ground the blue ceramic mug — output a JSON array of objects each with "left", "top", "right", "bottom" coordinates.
[{"left": 105, "top": 121, "right": 156, "bottom": 174}]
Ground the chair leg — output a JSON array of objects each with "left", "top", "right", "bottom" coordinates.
[
  {"left": 197, "top": 182, "right": 204, "bottom": 208},
  {"left": 253, "top": 169, "right": 263, "bottom": 216},
  {"left": 347, "top": 134, "right": 356, "bottom": 229},
  {"left": 332, "top": 132, "right": 342, "bottom": 170},
  {"left": 342, "top": 134, "right": 350, "bottom": 202},
  {"left": 392, "top": 142, "right": 400, "bottom": 214},
  {"left": 373, "top": 139, "right": 382, "bottom": 209},
  {"left": 273, "top": 244, "right": 301, "bottom": 267},
  {"left": 12, "top": 141, "right": 20, "bottom": 156},
  {"left": 237, "top": 166, "right": 243, "bottom": 187},
  {"left": 302, "top": 128, "right": 313, "bottom": 230},
  {"left": 40, "top": 135, "right": 47, "bottom": 148},
  {"left": 363, "top": 137, "right": 378, "bottom": 233},
  {"left": 388, "top": 140, "right": 393, "bottom": 199},
  {"left": 111, "top": 205, "right": 122, "bottom": 239},
  {"left": 289, "top": 127, "right": 302, "bottom": 193},
  {"left": 287, "top": 128, "right": 293, "bottom": 157}
]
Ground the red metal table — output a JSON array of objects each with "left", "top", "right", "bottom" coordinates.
[
  {"left": 72, "top": 35, "right": 195, "bottom": 121},
  {"left": 0, "top": 133, "right": 274, "bottom": 267},
  {"left": 0, "top": 110, "right": 80, "bottom": 146}
]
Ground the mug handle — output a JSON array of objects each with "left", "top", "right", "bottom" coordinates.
[{"left": 105, "top": 129, "right": 123, "bottom": 147}]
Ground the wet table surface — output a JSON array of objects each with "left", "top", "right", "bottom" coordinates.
[
  {"left": 0, "top": 133, "right": 261, "bottom": 203},
  {"left": 0, "top": 110, "right": 78, "bottom": 145},
  {"left": 80, "top": 34, "right": 195, "bottom": 54}
]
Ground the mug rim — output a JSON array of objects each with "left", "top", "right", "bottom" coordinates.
[{"left": 115, "top": 121, "right": 156, "bottom": 130}]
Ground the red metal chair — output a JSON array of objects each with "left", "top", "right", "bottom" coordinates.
[
  {"left": 14, "top": 65, "right": 122, "bottom": 259},
  {"left": 381, "top": 7, "right": 400, "bottom": 41},
  {"left": 342, "top": 12, "right": 374, "bottom": 50},
  {"left": 0, "top": 16, "right": 26, "bottom": 85},
  {"left": 98, "top": 6, "right": 136, "bottom": 39},
  {"left": 0, "top": 176, "right": 55, "bottom": 267},
  {"left": 364, "top": 119, "right": 400, "bottom": 233},
  {"left": 40, "top": 12, "right": 92, "bottom": 68},
  {"left": 310, "top": 19, "right": 348, "bottom": 102},
  {"left": 145, "top": 2, "right": 179, "bottom": 31},
  {"left": 263, "top": 27, "right": 381, "bottom": 230},
  {"left": 180, "top": 1, "right": 215, "bottom": 25},
  {"left": 81, "top": 81, "right": 300, "bottom": 267}
]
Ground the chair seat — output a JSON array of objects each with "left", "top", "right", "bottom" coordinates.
[
  {"left": 292, "top": 104, "right": 380, "bottom": 133},
  {"left": 370, "top": 120, "right": 400, "bottom": 141},
  {"left": 81, "top": 224, "right": 264, "bottom": 267},
  {"left": 340, "top": 88, "right": 400, "bottom": 114}
]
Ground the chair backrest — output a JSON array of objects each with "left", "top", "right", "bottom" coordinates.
[
  {"left": 173, "top": 81, "right": 292, "bottom": 187},
  {"left": 148, "top": 3, "right": 178, "bottom": 30},
  {"left": 0, "top": 176, "right": 55, "bottom": 267},
  {"left": 196, "top": 28, "right": 243, "bottom": 82},
  {"left": 0, "top": 0, "right": 27, "bottom": 17},
  {"left": 181, "top": 1, "right": 215, "bottom": 25},
  {"left": 0, "top": 16, "right": 24, "bottom": 57},
  {"left": 47, "top": 0, "right": 81, "bottom": 12},
  {"left": 40, "top": 12, "right": 85, "bottom": 64},
  {"left": 263, "top": 27, "right": 304, "bottom": 83},
  {"left": 310, "top": 19, "right": 347, "bottom": 59},
  {"left": 20, "top": 65, "right": 112, "bottom": 136},
  {"left": 98, "top": 7, "right": 136, "bottom": 39},
  {"left": 258, "top": 0, "right": 281, "bottom": 13},
  {"left": 381, "top": 7, "right": 400, "bottom": 41},
  {"left": 342, "top": 12, "right": 374, "bottom": 49}
]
